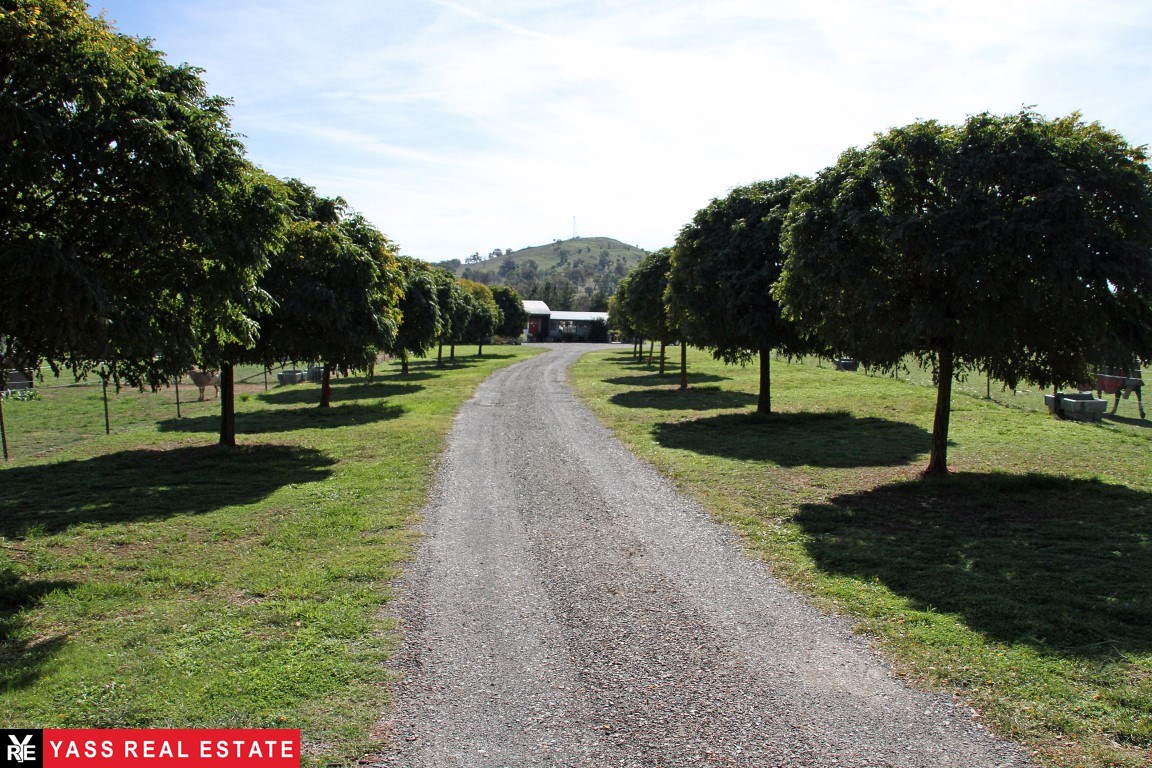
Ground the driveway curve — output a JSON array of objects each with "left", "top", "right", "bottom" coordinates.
[{"left": 378, "top": 344, "right": 1031, "bottom": 768}]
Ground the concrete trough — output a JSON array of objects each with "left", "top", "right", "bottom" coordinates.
[{"left": 1044, "top": 392, "right": 1108, "bottom": 422}]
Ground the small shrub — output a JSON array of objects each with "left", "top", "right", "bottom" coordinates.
[
  {"left": 587, "top": 318, "right": 609, "bottom": 343},
  {"left": 1, "top": 388, "right": 41, "bottom": 402}
]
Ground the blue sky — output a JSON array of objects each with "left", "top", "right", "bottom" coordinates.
[{"left": 89, "top": 0, "right": 1152, "bottom": 263}]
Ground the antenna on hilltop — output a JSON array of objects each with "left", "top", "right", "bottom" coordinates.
[{"left": 572, "top": 216, "right": 577, "bottom": 239}]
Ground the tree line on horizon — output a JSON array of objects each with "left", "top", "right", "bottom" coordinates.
[
  {"left": 0, "top": 0, "right": 528, "bottom": 447},
  {"left": 611, "top": 112, "right": 1152, "bottom": 475}
]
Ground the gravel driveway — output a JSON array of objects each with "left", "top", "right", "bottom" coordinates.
[{"left": 377, "top": 345, "right": 1032, "bottom": 767}]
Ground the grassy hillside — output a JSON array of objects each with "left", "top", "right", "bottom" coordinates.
[
  {"left": 434, "top": 237, "right": 649, "bottom": 310},
  {"left": 438, "top": 236, "right": 646, "bottom": 277}
]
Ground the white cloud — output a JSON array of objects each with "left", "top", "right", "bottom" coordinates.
[{"left": 93, "top": 0, "right": 1152, "bottom": 261}]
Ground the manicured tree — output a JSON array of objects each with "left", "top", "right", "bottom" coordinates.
[
  {"left": 458, "top": 279, "right": 501, "bottom": 356},
  {"left": 491, "top": 285, "right": 529, "bottom": 340},
  {"left": 446, "top": 282, "right": 476, "bottom": 364},
  {"left": 388, "top": 257, "right": 442, "bottom": 375},
  {"left": 431, "top": 269, "right": 465, "bottom": 366},
  {"left": 197, "top": 167, "right": 290, "bottom": 446},
  {"left": 620, "top": 249, "right": 677, "bottom": 375},
  {"left": 0, "top": 1, "right": 276, "bottom": 395},
  {"left": 669, "top": 177, "right": 813, "bottom": 412},
  {"left": 608, "top": 292, "right": 642, "bottom": 361},
  {"left": 249, "top": 180, "right": 401, "bottom": 409},
  {"left": 777, "top": 111, "right": 1152, "bottom": 475}
]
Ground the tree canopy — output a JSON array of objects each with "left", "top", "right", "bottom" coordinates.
[
  {"left": 457, "top": 279, "right": 502, "bottom": 356},
  {"left": 389, "top": 257, "right": 443, "bottom": 374},
  {"left": 615, "top": 248, "right": 677, "bottom": 374},
  {"left": 669, "top": 177, "right": 812, "bottom": 413},
  {"left": 1, "top": 0, "right": 278, "bottom": 389},
  {"left": 491, "top": 285, "right": 528, "bottom": 339},
  {"left": 777, "top": 111, "right": 1152, "bottom": 474},
  {"left": 617, "top": 249, "right": 675, "bottom": 342},
  {"left": 248, "top": 180, "right": 402, "bottom": 406}
]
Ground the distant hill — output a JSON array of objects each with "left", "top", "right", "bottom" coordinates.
[{"left": 433, "top": 237, "right": 648, "bottom": 311}]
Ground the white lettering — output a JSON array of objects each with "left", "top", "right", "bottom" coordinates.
[
  {"left": 124, "top": 741, "right": 138, "bottom": 758},
  {"left": 8, "top": 735, "right": 35, "bottom": 764},
  {"left": 49, "top": 740, "right": 62, "bottom": 759},
  {"left": 64, "top": 742, "right": 79, "bottom": 759},
  {"left": 103, "top": 741, "right": 115, "bottom": 759}
]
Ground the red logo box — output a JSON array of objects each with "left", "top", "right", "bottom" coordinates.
[{"left": 42, "top": 731, "right": 300, "bottom": 768}]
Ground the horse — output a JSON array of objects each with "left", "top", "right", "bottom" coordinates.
[
  {"left": 1095, "top": 366, "right": 1146, "bottom": 419},
  {"left": 188, "top": 370, "right": 220, "bottom": 401}
]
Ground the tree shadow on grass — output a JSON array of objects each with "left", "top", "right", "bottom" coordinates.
[
  {"left": 0, "top": 444, "right": 335, "bottom": 540},
  {"left": 1, "top": 565, "right": 73, "bottom": 692},
  {"left": 652, "top": 411, "right": 931, "bottom": 468},
  {"left": 157, "top": 402, "right": 405, "bottom": 435},
  {"left": 605, "top": 350, "right": 653, "bottom": 367},
  {"left": 382, "top": 371, "right": 443, "bottom": 382},
  {"left": 435, "top": 352, "right": 519, "bottom": 367},
  {"left": 610, "top": 386, "right": 759, "bottom": 411},
  {"left": 258, "top": 381, "right": 424, "bottom": 406},
  {"left": 603, "top": 372, "right": 733, "bottom": 387},
  {"left": 0, "top": 564, "right": 73, "bottom": 690},
  {"left": 0, "top": 443, "right": 333, "bottom": 691},
  {"left": 794, "top": 473, "right": 1152, "bottom": 659},
  {"left": 418, "top": 357, "right": 506, "bottom": 372}
]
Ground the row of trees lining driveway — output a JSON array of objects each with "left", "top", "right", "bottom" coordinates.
[
  {"left": 613, "top": 111, "right": 1152, "bottom": 475},
  {"left": 1, "top": 1, "right": 528, "bottom": 448}
]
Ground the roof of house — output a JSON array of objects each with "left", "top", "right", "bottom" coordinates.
[
  {"left": 550, "top": 311, "right": 609, "bottom": 323},
  {"left": 523, "top": 300, "right": 551, "bottom": 316}
]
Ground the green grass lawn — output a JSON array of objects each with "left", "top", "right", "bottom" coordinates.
[
  {"left": 570, "top": 346, "right": 1151, "bottom": 768},
  {"left": 0, "top": 348, "right": 541, "bottom": 764}
]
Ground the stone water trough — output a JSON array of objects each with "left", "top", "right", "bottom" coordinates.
[{"left": 1044, "top": 392, "right": 1108, "bottom": 422}]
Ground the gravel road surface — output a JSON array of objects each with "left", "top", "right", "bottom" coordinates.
[{"left": 378, "top": 345, "right": 1032, "bottom": 767}]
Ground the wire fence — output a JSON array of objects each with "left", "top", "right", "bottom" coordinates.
[
  {"left": 2, "top": 355, "right": 1146, "bottom": 463},
  {"left": 0, "top": 364, "right": 295, "bottom": 462},
  {"left": 782, "top": 355, "right": 1149, "bottom": 428}
]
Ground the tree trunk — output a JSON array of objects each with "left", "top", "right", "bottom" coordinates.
[
  {"left": 0, "top": 390, "right": 8, "bottom": 462},
  {"left": 758, "top": 346, "right": 772, "bottom": 414},
  {"left": 401, "top": 351, "right": 410, "bottom": 375},
  {"left": 659, "top": 341, "right": 667, "bottom": 376},
  {"left": 437, "top": 343, "right": 444, "bottom": 367},
  {"left": 101, "top": 373, "right": 111, "bottom": 435},
  {"left": 925, "top": 347, "right": 954, "bottom": 476},
  {"left": 319, "top": 365, "right": 332, "bottom": 408},
  {"left": 633, "top": 338, "right": 642, "bottom": 361},
  {"left": 648, "top": 340, "right": 655, "bottom": 365},
  {"left": 219, "top": 363, "right": 236, "bottom": 447},
  {"left": 679, "top": 341, "right": 688, "bottom": 390},
  {"left": 478, "top": 342, "right": 484, "bottom": 357},
  {"left": 450, "top": 343, "right": 456, "bottom": 363}
]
